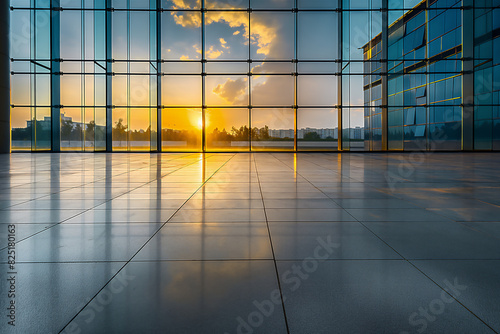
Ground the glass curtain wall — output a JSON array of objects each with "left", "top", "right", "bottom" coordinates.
[
  {"left": 9, "top": 0, "right": 500, "bottom": 152},
  {"left": 474, "top": 0, "right": 500, "bottom": 150}
]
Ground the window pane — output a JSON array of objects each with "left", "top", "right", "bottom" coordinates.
[
  {"left": 298, "top": 76, "right": 338, "bottom": 106},
  {"left": 162, "top": 12, "right": 202, "bottom": 60},
  {"left": 112, "top": 75, "right": 128, "bottom": 106},
  {"left": 252, "top": 75, "right": 294, "bottom": 106},
  {"left": 298, "top": 12, "right": 338, "bottom": 60},
  {"left": 61, "top": 75, "right": 82, "bottom": 106},
  {"left": 206, "top": 109, "right": 249, "bottom": 151},
  {"left": 250, "top": 12, "right": 294, "bottom": 60},
  {"left": 206, "top": 76, "right": 248, "bottom": 106},
  {"left": 112, "top": 109, "right": 128, "bottom": 151},
  {"left": 298, "top": 108, "right": 338, "bottom": 151},
  {"left": 205, "top": 12, "right": 249, "bottom": 60},
  {"left": 11, "top": 74, "right": 31, "bottom": 106},
  {"left": 61, "top": 10, "right": 82, "bottom": 59},
  {"left": 34, "top": 108, "right": 51, "bottom": 151},
  {"left": 251, "top": 108, "right": 294, "bottom": 151},
  {"left": 61, "top": 108, "right": 83, "bottom": 151},
  {"left": 12, "top": 107, "right": 32, "bottom": 151},
  {"left": 130, "top": 11, "right": 150, "bottom": 60},
  {"left": 162, "top": 108, "right": 202, "bottom": 151},
  {"left": 129, "top": 108, "right": 151, "bottom": 151},
  {"left": 162, "top": 76, "right": 202, "bottom": 106}
]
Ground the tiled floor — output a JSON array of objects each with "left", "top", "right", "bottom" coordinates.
[{"left": 1, "top": 153, "right": 500, "bottom": 334}]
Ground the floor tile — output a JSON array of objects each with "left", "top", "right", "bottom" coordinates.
[
  {"left": 0, "top": 223, "right": 56, "bottom": 249},
  {"left": 169, "top": 209, "right": 267, "bottom": 223},
  {"left": 276, "top": 260, "right": 494, "bottom": 334},
  {"left": 462, "top": 222, "right": 500, "bottom": 240},
  {"left": 0, "top": 223, "right": 162, "bottom": 262},
  {"left": 346, "top": 208, "right": 447, "bottom": 222},
  {"left": 411, "top": 260, "right": 500, "bottom": 333},
  {"left": 269, "top": 222, "right": 400, "bottom": 260},
  {"left": 0, "top": 209, "right": 83, "bottom": 224},
  {"left": 265, "top": 208, "right": 356, "bottom": 222},
  {"left": 333, "top": 198, "right": 419, "bottom": 209},
  {"left": 264, "top": 198, "right": 340, "bottom": 209},
  {"left": 364, "top": 221, "right": 500, "bottom": 259},
  {"left": 182, "top": 199, "right": 264, "bottom": 210},
  {"left": 427, "top": 207, "right": 500, "bottom": 222},
  {"left": 64, "top": 209, "right": 176, "bottom": 224},
  {"left": 0, "top": 262, "right": 124, "bottom": 333},
  {"left": 62, "top": 261, "right": 288, "bottom": 334},
  {"left": 134, "top": 223, "right": 272, "bottom": 260}
]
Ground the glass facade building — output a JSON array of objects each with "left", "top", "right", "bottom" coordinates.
[{"left": 8, "top": 0, "right": 500, "bottom": 152}]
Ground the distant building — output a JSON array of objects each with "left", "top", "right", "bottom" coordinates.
[{"left": 362, "top": 0, "right": 465, "bottom": 150}]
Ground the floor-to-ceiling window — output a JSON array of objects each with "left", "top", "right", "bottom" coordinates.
[{"left": 9, "top": 0, "right": 500, "bottom": 152}]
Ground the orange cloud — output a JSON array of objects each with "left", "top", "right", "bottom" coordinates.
[
  {"left": 213, "top": 78, "right": 248, "bottom": 103},
  {"left": 168, "top": 2, "right": 278, "bottom": 57}
]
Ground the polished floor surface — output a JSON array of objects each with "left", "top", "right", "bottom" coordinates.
[{"left": 1, "top": 153, "right": 500, "bottom": 334}]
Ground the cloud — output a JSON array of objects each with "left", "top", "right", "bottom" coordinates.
[
  {"left": 220, "top": 38, "right": 229, "bottom": 49},
  {"left": 206, "top": 46, "right": 223, "bottom": 59},
  {"left": 170, "top": 12, "right": 202, "bottom": 28},
  {"left": 167, "top": 3, "right": 278, "bottom": 57},
  {"left": 192, "top": 44, "right": 222, "bottom": 59},
  {"left": 213, "top": 78, "right": 247, "bottom": 103},
  {"left": 168, "top": 0, "right": 200, "bottom": 10}
]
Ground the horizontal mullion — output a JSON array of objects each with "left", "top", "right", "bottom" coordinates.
[
  {"left": 10, "top": 7, "right": 478, "bottom": 11},
  {"left": 11, "top": 59, "right": 468, "bottom": 63},
  {"left": 12, "top": 104, "right": 489, "bottom": 109}
]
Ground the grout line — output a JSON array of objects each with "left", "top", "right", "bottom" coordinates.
[
  {"left": 2, "top": 258, "right": 500, "bottom": 265},
  {"left": 253, "top": 153, "right": 291, "bottom": 334}
]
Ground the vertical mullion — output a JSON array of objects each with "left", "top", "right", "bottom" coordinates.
[
  {"left": 127, "top": 0, "right": 131, "bottom": 151},
  {"left": 338, "top": 0, "right": 343, "bottom": 151},
  {"left": 31, "top": 6, "right": 36, "bottom": 150},
  {"left": 51, "top": 0, "right": 61, "bottom": 152},
  {"left": 201, "top": 0, "right": 206, "bottom": 152},
  {"left": 381, "top": 0, "right": 389, "bottom": 151},
  {"left": 106, "top": 0, "right": 113, "bottom": 152},
  {"left": 81, "top": 5, "right": 85, "bottom": 150},
  {"left": 249, "top": 5, "right": 252, "bottom": 152},
  {"left": 425, "top": 2, "right": 429, "bottom": 151},
  {"left": 462, "top": 0, "right": 474, "bottom": 150},
  {"left": 294, "top": 0, "right": 298, "bottom": 152},
  {"left": 157, "top": 0, "right": 162, "bottom": 152}
]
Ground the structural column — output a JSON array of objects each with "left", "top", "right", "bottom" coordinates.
[{"left": 0, "top": 1, "right": 11, "bottom": 153}]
